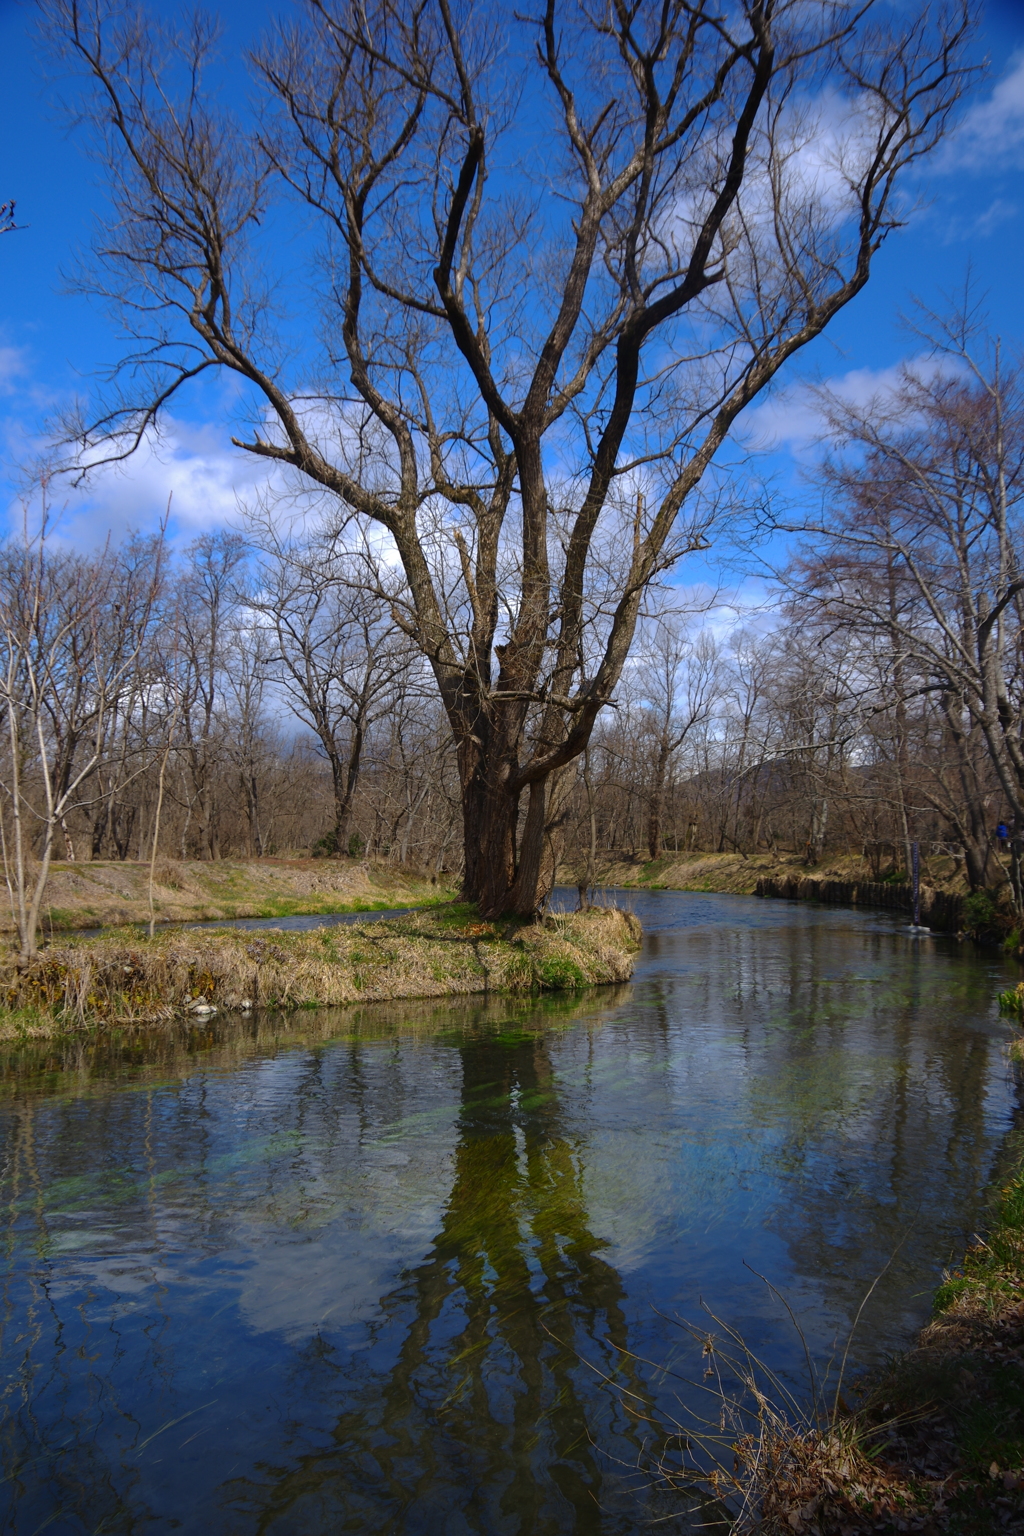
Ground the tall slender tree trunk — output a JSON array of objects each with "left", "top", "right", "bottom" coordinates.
[{"left": 647, "top": 753, "right": 668, "bottom": 862}]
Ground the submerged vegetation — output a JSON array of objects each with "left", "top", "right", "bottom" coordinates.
[{"left": 0, "top": 905, "right": 641, "bottom": 1038}]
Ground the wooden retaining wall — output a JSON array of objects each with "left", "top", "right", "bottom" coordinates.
[{"left": 755, "top": 875, "right": 964, "bottom": 933}]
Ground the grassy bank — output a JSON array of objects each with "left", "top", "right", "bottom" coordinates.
[
  {"left": 8, "top": 856, "right": 455, "bottom": 933},
  {"left": 681, "top": 1126, "right": 1024, "bottom": 1534},
  {"left": 580, "top": 848, "right": 971, "bottom": 899},
  {"left": 0, "top": 904, "right": 642, "bottom": 1039}
]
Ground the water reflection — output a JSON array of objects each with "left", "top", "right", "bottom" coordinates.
[
  {"left": 0, "top": 894, "right": 1019, "bottom": 1534},
  {"left": 226, "top": 1028, "right": 675, "bottom": 1533}
]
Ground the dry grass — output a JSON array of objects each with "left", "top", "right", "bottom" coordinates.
[
  {"left": 6, "top": 855, "right": 455, "bottom": 933},
  {"left": 580, "top": 849, "right": 972, "bottom": 899},
  {"left": 0, "top": 904, "right": 641, "bottom": 1037},
  {"left": 614, "top": 1305, "right": 945, "bottom": 1536},
  {"left": 639, "top": 1140, "right": 1024, "bottom": 1535},
  {"left": 571, "top": 1119, "right": 1024, "bottom": 1534}
]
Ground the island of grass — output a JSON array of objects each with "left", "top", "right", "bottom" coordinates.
[{"left": 0, "top": 903, "right": 642, "bottom": 1038}]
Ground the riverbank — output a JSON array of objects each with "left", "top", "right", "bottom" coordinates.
[
  {"left": 724, "top": 1125, "right": 1024, "bottom": 1534},
  {"left": 3, "top": 856, "right": 455, "bottom": 933},
  {"left": 0, "top": 904, "right": 642, "bottom": 1039},
  {"left": 578, "top": 850, "right": 970, "bottom": 933},
  {"left": 583, "top": 848, "right": 969, "bottom": 900}
]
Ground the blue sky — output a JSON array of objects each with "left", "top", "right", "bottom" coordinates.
[{"left": 1, "top": 0, "right": 1024, "bottom": 560}]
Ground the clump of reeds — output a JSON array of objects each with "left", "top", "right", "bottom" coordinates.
[
  {"left": 585, "top": 1198, "right": 1024, "bottom": 1536},
  {"left": 637, "top": 1305, "right": 942, "bottom": 1535},
  {"left": 579, "top": 1253, "right": 983, "bottom": 1536},
  {"left": 997, "top": 982, "right": 1024, "bottom": 1063},
  {"left": 998, "top": 980, "right": 1024, "bottom": 1014},
  {"left": 728, "top": 1408, "right": 938, "bottom": 1534},
  {"left": 0, "top": 904, "right": 641, "bottom": 1031}
]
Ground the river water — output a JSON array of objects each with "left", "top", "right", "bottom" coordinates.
[{"left": 0, "top": 890, "right": 1020, "bottom": 1534}]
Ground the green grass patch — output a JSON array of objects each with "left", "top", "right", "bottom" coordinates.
[
  {"left": 934, "top": 1154, "right": 1024, "bottom": 1317},
  {"left": 963, "top": 888, "right": 999, "bottom": 935},
  {"left": 537, "top": 956, "right": 586, "bottom": 988}
]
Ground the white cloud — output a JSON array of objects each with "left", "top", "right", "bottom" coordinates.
[
  {"left": 0, "top": 344, "right": 28, "bottom": 397},
  {"left": 5, "top": 415, "right": 288, "bottom": 549},
  {"left": 737, "top": 354, "right": 957, "bottom": 454},
  {"left": 940, "top": 196, "right": 1020, "bottom": 243},
  {"left": 941, "top": 53, "right": 1024, "bottom": 169},
  {"left": 738, "top": 363, "right": 902, "bottom": 451},
  {"left": 768, "top": 87, "right": 888, "bottom": 220},
  {"left": 661, "top": 85, "right": 884, "bottom": 264}
]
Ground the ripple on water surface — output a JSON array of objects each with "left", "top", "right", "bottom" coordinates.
[{"left": 0, "top": 890, "right": 1019, "bottom": 1534}]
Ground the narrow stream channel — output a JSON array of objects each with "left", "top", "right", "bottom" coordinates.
[{"left": 0, "top": 891, "right": 1019, "bottom": 1534}]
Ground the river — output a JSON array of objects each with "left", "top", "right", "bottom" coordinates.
[{"left": 0, "top": 890, "right": 1019, "bottom": 1533}]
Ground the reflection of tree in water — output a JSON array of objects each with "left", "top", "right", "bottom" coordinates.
[
  {"left": 3, "top": 926, "right": 1010, "bottom": 1534},
  {"left": 2, "top": 992, "right": 666, "bottom": 1536},
  {"left": 0, "top": 1100, "right": 160, "bottom": 1536},
  {"left": 228, "top": 1030, "right": 682, "bottom": 1535},
  {"left": 676, "top": 918, "right": 1015, "bottom": 1356}
]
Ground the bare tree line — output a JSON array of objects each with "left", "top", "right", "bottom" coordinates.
[
  {"left": 1, "top": 299, "right": 1021, "bottom": 967},
  {"left": 36, "top": 0, "right": 972, "bottom": 916},
  {"left": 564, "top": 308, "right": 1024, "bottom": 911},
  {"left": 0, "top": 518, "right": 463, "bottom": 958},
  {"left": 2, "top": 305, "right": 1022, "bottom": 957}
]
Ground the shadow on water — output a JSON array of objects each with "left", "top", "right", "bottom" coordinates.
[{"left": 0, "top": 891, "right": 1021, "bottom": 1533}]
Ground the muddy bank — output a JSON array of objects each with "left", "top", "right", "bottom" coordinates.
[{"left": 0, "top": 905, "right": 642, "bottom": 1039}]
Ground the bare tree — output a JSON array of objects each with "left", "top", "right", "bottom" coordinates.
[
  {"left": 44, "top": 0, "right": 972, "bottom": 914},
  {"left": 173, "top": 532, "right": 247, "bottom": 859},
  {"left": 635, "top": 616, "right": 718, "bottom": 860},
  {"left": 0, "top": 522, "right": 164, "bottom": 960},
  {"left": 248, "top": 522, "right": 418, "bottom": 853},
  {"left": 786, "top": 309, "right": 1024, "bottom": 902},
  {"left": 219, "top": 612, "right": 278, "bottom": 858}
]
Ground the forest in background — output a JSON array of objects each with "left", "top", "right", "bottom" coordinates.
[{"left": 2, "top": 311, "right": 1021, "bottom": 929}]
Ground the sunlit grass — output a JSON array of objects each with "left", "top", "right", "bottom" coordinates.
[{"left": 0, "top": 906, "right": 642, "bottom": 1036}]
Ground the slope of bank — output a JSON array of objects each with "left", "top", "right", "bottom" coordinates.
[
  {"left": 5, "top": 856, "right": 454, "bottom": 933},
  {"left": 741, "top": 1125, "right": 1024, "bottom": 1535},
  {"left": 0, "top": 905, "right": 642, "bottom": 1039},
  {"left": 583, "top": 848, "right": 969, "bottom": 898},
  {"left": 578, "top": 850, "right": 969, "bottom": 930}
]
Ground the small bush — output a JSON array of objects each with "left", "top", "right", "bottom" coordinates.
[{"left": 963, "top": 888, "right": 998, "bottom": 935}]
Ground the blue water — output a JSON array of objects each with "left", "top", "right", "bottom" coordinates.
[{"left": 0, "top": 891, "right": 1019, "bottom": 1533}]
